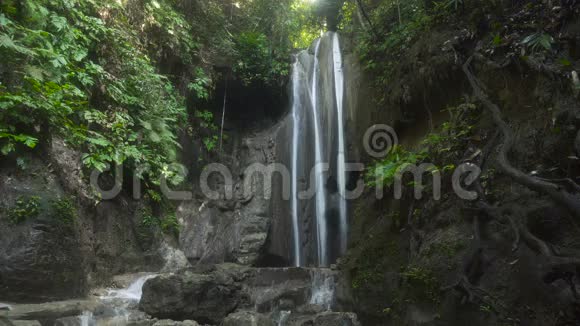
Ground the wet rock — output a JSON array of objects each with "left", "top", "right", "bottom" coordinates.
[
  {"left": 295, "top": 305, "right": 325, "bottom": 315},
  {"left": 0, "top": 219, "right": 86, "bottom": 302},
  {"left": 140, "top": 265, "right": 251, "bottom": 324},
  {"left": 178, "top": 202, "right": 236, "bottom": 265},
  {"left": 311, "top": 312, "right": 361, "bottom": 326},
  {"left": 286, "top": 312, "right": 361, "bottom": 326},
  {"left": 54, "top": 316, "right": 84, "bottom": 326},
  {"left": 0, "top": 157, "right": 87, "bottom": 302},
  {"left": 140, "top": 266, "right": 339, "bottom": 325},
  {"left": 177, "top": 193, "right": 271, "bottom": 266},
  {"left": 247, "top": 268, "right": 314, "bottom": 313},
  {"left": 222, "top": 311, "right": 275, "bottom": 326},
  {"left": 0, "top": 148, "right": 166, "bottom": 303},
  {"left": 178, "top": 132, "right": 278, "bottom": 267},
  {"left": 0, "top": 300, "right": 101, "bottom": 322},
  {"left": 152, "top": 320, "right": 200, "bottom": 326},
  {"left": 159, "top": 242, "right": 191, "bottom": 273},
  {"left": 11, "top": 321, "right": 42, "bottom": 326}
]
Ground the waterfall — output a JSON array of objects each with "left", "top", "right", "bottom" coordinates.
[
  {"left": 333, "top": 33, "right": 348, "bottom": 255},
  {"left": 309, "top": 269, "right": 335, "bottom": 311},
  {"left": 277, "top": 310, "right": 291, "bottom": 326},
  {"left": 289, "top": 32, "right": 348, "bottom": 267},
  {"left": 291, "top": 63, "right": 303, "bottom": 267},
  {"left": 80, "top": 311, "right": 94, "bottom": 326},
  {"left": 103, "top": 274, "right": 155, "bottom": 301},
  {"left": 310, "top": 39, "right": 329, "bottom": 267},
  {"left": 63, "top": 274, "right": 154, "bottom": 325}
]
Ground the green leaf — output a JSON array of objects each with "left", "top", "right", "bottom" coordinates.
[
  {"left": 50, "top": 15, "right": 67, "bottom": 31},
  {"left": 559, "top": 58, "right": 572, "bottom": 66},
  {"left": 73, "top": 49, "right": 88, "bottom": 62},
  {"left": 24, "top": 65, "right": 45, "bottom": 81},
  {"left": 23, "top": 137, "right": 38, "bottom": 148},
  {"left": 149, "top": 132, "right": 161, "bottom": 143},
  {"left": 87, "top": 137, "right": 111, "bottom": 147},
  {"left": 1, "top": 142, "right": 15, "bottom": 155},
  {"left": 0, "top": 14, "right": 9, "bottom": 27},
  {"left": 0, "top": 34, "right": 35, "bottom": 56}
]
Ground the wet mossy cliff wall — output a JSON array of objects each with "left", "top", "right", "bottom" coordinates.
[{"left": 337, "top": 1, "right": 580, "bottom": 325}]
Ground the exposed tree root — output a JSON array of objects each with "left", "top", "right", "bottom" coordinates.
[
  {"left": 463, "top": 56, "right": 580, "bottom": 219},
  {"left": 442, "top": 275, "right": 502, "bottom": 310},
  {"left": 535, "top": 178, "right": 580, "bottom": 193},
  {"left": 477, "top": 201, "right": 521, "bottom": 252},
  {"left": 473, "top": 53, "right": 511, "bottom": 70}
]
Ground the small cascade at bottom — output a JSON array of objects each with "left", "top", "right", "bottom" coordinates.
[
  {"left": 102, "top": 274, "right": 155, "bottom": 301},
  {"left": 309, "top": 270, "right": 336, "bottom": 311},
  {"left": 76, "top": 274, "right": 155, "bottom": 325},
  {"left": 274, "top": 269, "right": 346, "bottom": 326},
  {"left": 276, "top": 310, "right": 292, "bottom": 326},
  {"left": 79, "top": 311, "right": 94, "bottom": 326}
]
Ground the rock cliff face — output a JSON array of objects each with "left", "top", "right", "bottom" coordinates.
[
  {"left": 177, "top": 121, "right": 286, "bottom": 267},
  {"left": 0, "top": 156, "right": 86, "bottom": 302},
  {"left": 336, "top": 5, "right": 580, "bottom": 326},
  {"left": 0, "top": 140, "right": 166, "bottom": 303}
]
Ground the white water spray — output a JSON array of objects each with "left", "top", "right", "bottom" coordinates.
[
  {"left": 291, "top": 62, "right": 303, "bottom": 267},
  {"left": 309, "top": 270, "right": 335, "bottom": 311},
  {"left": 103, "top": 274, "right": 155, "bottom": 301},
  {"left": 277, "top": 310, "right": 291, "bottom": 326},
  {"left": 333, "top": 32, "right": 348, "bottom": 255},
  {"left": 310, "top": 39, "right": 329, "bottom": 267},
  {"left": 79, "top": 311, "right": 94, "bottom": 326}
]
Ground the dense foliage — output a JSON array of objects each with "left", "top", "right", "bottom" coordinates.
[
  {"left": 0, "top": 0, "right": 323, "bottom": 194},
  {"left": 0, "top": 0, "right": 196, "bottom": 187},
  {"left": 230, "top": 0, "right": 322, "bottom": 85}
]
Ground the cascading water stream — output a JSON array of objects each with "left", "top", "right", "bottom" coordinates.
[
  {"left": 71, "top": 274, "right": 155, "bottom": 325},
  {"left": 290, "top": 32, "right": 348, "bottom": 267},
  {"left": 332, "top": 33, "right": 348, "bottom": 255},
  {"left": 309, "top": 269, "right": 335, "bottom": 311},
  {"left": 103, "top": 274, "right": 155, "bottom": 301},
  {"left": 291, "top": 62, "right": 303, "bottom": 267},
  {"left": 309, "top": 39, "right": 329, "bottom": 267}
]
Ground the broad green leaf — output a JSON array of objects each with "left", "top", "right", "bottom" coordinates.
[{"left": 1, "top": 142, "right": 15, "bottom": 155}]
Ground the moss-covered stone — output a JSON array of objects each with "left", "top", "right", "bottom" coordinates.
[
  {"left": 48, "top": 197, "right": 77, "bottom": 225},
  {"left": 7, "top": 196, "right": 41, "bottom": 225}
]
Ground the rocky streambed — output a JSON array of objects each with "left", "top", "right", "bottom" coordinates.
[{"left": 0, "top": 265, "right": 360, "bottom": 326}]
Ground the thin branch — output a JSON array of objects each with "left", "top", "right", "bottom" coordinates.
[{"left": 354, "top": 0, "right": 380, "bottom": 39}]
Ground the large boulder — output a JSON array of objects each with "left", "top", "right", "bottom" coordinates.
[
  {"left": 140, "top": 265, "right": 251, "bottom": 324},
  {"left": 0, "top": 300, "right": 101, "bottom": 323},
  {"left": 246, "top": 268, "right": 318, "bottom": 313},
  {"left": 0, "top": 220, "right": 86, "bottom": 302},
  {"left": 285, "top": 312, "right": 361, "bottom": 326},
  {"left": 222, "top": 311, "right": 274, "bottom": 326},
  {"left": 311, "top": 312, "right": 361, "bottom": 326},
  {"left": 152, "top": 320, "right": 199, "bottom": 326},
  {"left": 10, "top": 321, "right": 42, "bottom": 326},
  {"left": 140, "top": 266, "right": 339, "bottom": 325}
]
